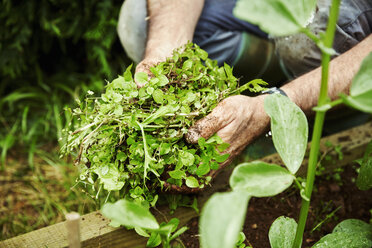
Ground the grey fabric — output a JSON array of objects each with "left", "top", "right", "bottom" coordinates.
[
  {"left": 117, "top": 0, "right": 372, "bottom": 78},
  {"left": 275, "top": 0, "right": 372, "bottom": 78},
  {"left": 117, "top": 0, "right": 147, "bottom": 63}
]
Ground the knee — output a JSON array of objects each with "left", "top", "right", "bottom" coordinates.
[{"left": 117, "top": 0, "right": 147, "bottom": 63}]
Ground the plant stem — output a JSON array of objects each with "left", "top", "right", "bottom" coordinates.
[{"left": 292, "top": 1, "right": 341, "bottom": 247}]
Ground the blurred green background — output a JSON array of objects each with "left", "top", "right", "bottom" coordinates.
[{"left": 0, "top": 0, "right": 129, "bottom": 240}]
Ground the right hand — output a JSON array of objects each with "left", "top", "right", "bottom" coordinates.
[{"left": 165, "top": 94, "right": 271, "bottom": 193}]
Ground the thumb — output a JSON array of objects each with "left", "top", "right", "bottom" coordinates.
[{"left": 185, "top": 103, "right": 229, "bottom": 144}]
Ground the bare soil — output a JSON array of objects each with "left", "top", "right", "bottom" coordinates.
[{"left": 180, "top": 163, "right": 372, "bottom": 248}]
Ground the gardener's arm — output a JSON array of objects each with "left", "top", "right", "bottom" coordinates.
[
  {"left": 135, "top": 0, "right": 204, "bottom": 85},
  {"left": 186, "top": 34, "right": 372, "bottom": 172}
]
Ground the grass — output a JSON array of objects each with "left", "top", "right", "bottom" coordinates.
[{"left": 0, "top": 147, "right": 97, "bottom": 241}]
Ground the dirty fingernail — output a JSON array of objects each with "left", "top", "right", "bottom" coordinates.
[{"left": 185, "top": 128, "right": 201, "bottom": 144}]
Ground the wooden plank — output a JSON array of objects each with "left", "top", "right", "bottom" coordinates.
[{"left": 1, "top": 121, "right": 371, "bottom": 248}]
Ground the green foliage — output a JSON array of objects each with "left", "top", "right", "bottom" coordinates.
[
  {"left": 235, "top": 232, "right": 248, "bottom": 248},
  {"left": 312, "top": 219, "right": 372, "bottom": 248},
  {"left": 234, "top": 0, "right": 317, "bottom": 36},
  {"left": 264, "top": 94, "right": 308, "bottom": 174},
  {"left": 200, "top": 191, "right": 250, "bottom": 248},
  {"left": 229, "top": 161, "right": 294, "bottom": 197},
  {"left": 62, "top": 43, "right": 265, "bottom": 204},
  {"left": 101, "top": 199, "right": 188, "bottom": 248},
  {"left": 269, "top": 216, "right": 297, "bottom": 248},
  {"left": 0, "top": 0, "right": 127, "bottom": 164},
  {"left": 101, "top": 199, "right": 159, "bottom": 230},
  {"left": 356, "top": 140, "right": 372, "bottom": 190},
  {"left": 341, "top": 52, "right": 372, "bottom": 113}
]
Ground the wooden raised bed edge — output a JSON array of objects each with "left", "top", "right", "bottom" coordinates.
[{"left": 1, "top": 121, "right": 371, "bottom": 248}]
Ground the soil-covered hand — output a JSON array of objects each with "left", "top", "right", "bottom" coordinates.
[{"left": 164, "top": 95, "right": 270, "bottom": 193}]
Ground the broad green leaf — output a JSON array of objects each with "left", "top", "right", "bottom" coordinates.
[
  {"left": 215, "top": 153, "right": 229, "bottom": 163},
  {"left": 147, "top": 232, "right": 161, "bottom": 247},
  {"left": 269, "top": 216, "right": 297, "bottom": 248},
  {"left": 185, "top": 176, "right": 199, "bottom": 188},
  {"left": 200, "top": 191, "right": 250, "bottom": 248},
  {"left": 234, "top": 0, "right": 317, "bottom": 36},
  {"left": 94, "top": 164, "right": 125, "bottom": 191},
  {"left": 342, "top": 52, "right": 372, "bottom": 113},
  {"left": 230, "top": 161, "right": 294, "bottom": 197},
  {"left": 101, "top": 199, "right": 159, "bottom": 230},
  {"left": 264, "top": 94, "right": 308, "bottom": 174},
  {"left": 157, "top": 74, "right": 169, "bottom": 86},
  {"left": 179, "top": 150, "right": 195, "bottom": 167},
  {"left": 196, "top": 162, "right": 210, "bottom": 176},
  {"left": 356, "top": 140, "right": 372, "bottom": 190},
  {"left": 135, "top": 72, "right": 148, "bottom": 85},
  {"left": 168, "top": 170, "right": 185, "bottom": 179},
  {"left": 312, "top": 232, "right": 372, "bottom": 248},
  {"left": 333, "top": 219, "right": 372, "bottom": 240},
  {"left": 152, "top": 89, "right": 164, "bottom": 104},
  {"left": 198, "top": 137, "right": 206, "bottom": 148}
]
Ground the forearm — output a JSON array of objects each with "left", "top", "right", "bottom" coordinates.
[
  {"left": 145, "top": 0, "right": 204, "bottom": 60},
  {"left": 282, "top": 34, "right": 372, "bottom": 115}
]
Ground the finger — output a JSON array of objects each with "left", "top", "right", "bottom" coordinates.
[{"left": 185, "top": 101, "right": 232, "bottom": 144}]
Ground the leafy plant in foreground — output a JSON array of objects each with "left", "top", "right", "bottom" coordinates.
[
  {"left": 200, "top": 0, "right": 372, "bottom": 247},
  {"left": 101, "top": 199, "right": 188, "bottom": 248}
]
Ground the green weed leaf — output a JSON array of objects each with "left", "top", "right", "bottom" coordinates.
[
  {"left": 269, "top": 216, "right": 297, "bottom": 248},
  {"left": 356, "top": 140, "right": 372, "bottom": 190},
  {"left": 135, "top": 72, "right": 148, "bottom": 85},
  {"left": 152, "top": 89, "right": 164, "bottom": 104},
  {"left": 147, "top": 232, "right": 161, "bottom": 247},
  {"left": 168, "top": 170, "right": 185, "bottom": 180},
  {"left": 101, "top": 199, "right": 159, "bottom": 230},
  {"left": 264, "top": 94, "right": 308, "bottom": 174},
  {"left": 186, "top": 176, "right": 199, "bottom": 188},
  {"left": 200, "top": 191, "right": 250, "bottom": 248},
  {"left": 196, "top": 162, "right": 210, "bottom": 176},
  {"left": 230, "top": 161, "right": 294, "bottom": 197}
]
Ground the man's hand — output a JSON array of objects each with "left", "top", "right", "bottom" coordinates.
[
  {"left": 164, "top": 95, "right": 270, "bottom": 193},
  {"left": 186, "top": 95, "right": 270, "bottom": 173},
  {"left": 134, "top": 0, "right": 204, "bottom": 87}
]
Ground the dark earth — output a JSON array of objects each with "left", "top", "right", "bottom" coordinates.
[{"left": 180, "top": 163, "right": 372, "bottom": 248}]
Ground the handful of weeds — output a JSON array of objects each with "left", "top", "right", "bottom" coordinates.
[{"left": 61, "top": 43, "right": 266, "bottom": 205}]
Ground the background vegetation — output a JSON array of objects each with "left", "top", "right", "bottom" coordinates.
[{"left": 0, "top": 0, "right": 129, "bottom": 240}]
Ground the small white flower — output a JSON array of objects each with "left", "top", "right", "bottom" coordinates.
[{"left": 87, "top": 90, "right": 94, "bottom": 95}]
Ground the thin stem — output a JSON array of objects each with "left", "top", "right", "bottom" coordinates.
[
  {"left": 136, "top": 121, "right": 151, "bottom": 184},
  {"left": 328, "top": 98, "right": 343, "bottom": 108},
  {"left": 292, "top": 1, "right": 341, "bottom": 247}
]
